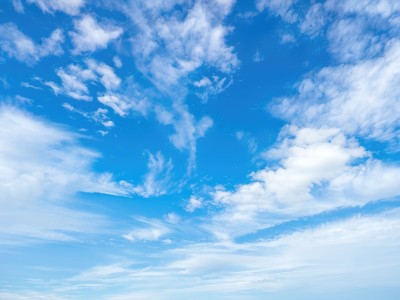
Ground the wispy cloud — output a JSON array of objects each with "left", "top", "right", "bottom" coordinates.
[
  {"left": 27, "top": 0, "right": 85, "bottom": 16},
  {"left": 0, "top": 23, "right": 64, "bottom": 65},
  {"left": 0, "top": 106, "right": 128, "bottom": 243}
]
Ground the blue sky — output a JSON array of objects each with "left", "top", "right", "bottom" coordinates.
[{"left": 1, "top": 0, "right": 400, "bottom": 299}]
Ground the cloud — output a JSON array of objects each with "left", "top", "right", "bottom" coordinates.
[
  {"left": 155, "top": 103, "right": 213, "bottom": 172},
  {"left": 256, "top": 0, "right": 299, "bottom": 23},
  {"left": 12, "top": 0, "right": 24, "bottom": 13},
  {"left": 207, "top": 126, "right": 400, "bottom": 239},
  {"left": 70, "top": 14, "right": 123, "bottom": 54},
  {"left": 185, "top": 196, "right": 203, "bottom": 212},
  {"left": 63, "top": 102, "right": 114, "bottom": 128},
  {"left": 123, "top": 217, "right": 171, "bottom": 242},
  {"left": 124, "top": 0, "right": 238, "bottom": 93},
  {"left": 236, "top": 130, "right": 258, "bottom": 154},
  {"left": 27, "top": 0, "right": 85, "bottom": 15},
  {"left": 0, "top": 106, "right": 128, "bottom": 243},
  {"left": 98, "top": 94, "right": 150, "bottom": 117},
  {"left": 46, "top": 59, "right": 121, "bottom": 101},
  {"left": 127, "top": 152, "right": 174, "bottom": 198},
  {"left": 35, "top": 209, "right": 400, "bottom": 299},
  {"left": 270, "top": 40, "right": 400, "bottom": 143},
  {"left": 0, "top": 23, "right": 64, "bottom": 65}
]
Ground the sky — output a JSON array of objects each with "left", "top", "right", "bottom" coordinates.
[{"left": 1, "top": 0, "right": 400, "bottom": 299}]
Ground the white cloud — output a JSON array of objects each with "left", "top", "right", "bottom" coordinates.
[
  {"left": 113, "top": 56, "right": 123, "bottom": 68},
  {"left": 236, "top": 130, "right": 258, "bottom": 154},
  {"left": 12, "top": 0, "right": 24, "bottom": 13},
  {"left": 165, "top": 212, "right": 181, "bottom": 224},
  {"left": 47, "top": 59, "right": 121, "bottom": 101},
  {"left": 207, "top": 126, "right": 400, "bottom": 238},
  {"left": 128, "top": 152, "right": 174, "bottom": 198},
  {"left": 253, "top": 49, "right": 264, "bottom": 62},
  {"left": 27, "top": 0, "right": 85, "bottom": 16},
  {"left": 98, "top": 94, "right": 149, "bottom": 117},
  {"left": 193, "top": 75, "right": 232, "bottom": 102},
  {"left": 62, "top": 103, "right": 114, "bottom": 128},
  {"left": 299, "top": 3, "right": 326, "bottom": 36},
  {"left": 155, "top": 104, "right": 213, "bottom": 172},
  {"left": 271, "top": 40, "right": 400, "bottom": 142},
  {"left": 123, "top": 218, "right": 171, "bottom": 242},
  {"left": 0, "top": 23, "right": 64, "bottom": 65},
  {"left": 0, "top": 106, "right": 128, "bottom": 243},
  {"left": 256, "top": 0, "right": 299, "bottom": 23},
  {"left": 124, "top": 0, "right": 238, "bottom": 93},
  {"left": 44, "top": 209, "right": 400, "bottom": 299},
  {"left": 327, "top": 18, "right": 382, "bottom": 63},
  {"left": 70, "top": 14, "right": 123, "bottom": 54},
  {"left": 185, "top": 196, "right": 203, "bottom": 212}
]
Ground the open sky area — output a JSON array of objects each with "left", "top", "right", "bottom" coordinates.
[{"left": 1, "top": 0, "right": 400, "bottom": 299}]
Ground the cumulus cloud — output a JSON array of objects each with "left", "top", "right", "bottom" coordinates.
[
  {"left": 0, "top": 106, "right": 128, "bottom": 243},
  {"left": 70, "top": 14, "right": 123, "bottom": 54},
  {"left": 0, "top": 23, "right": 64, "bottom": 65},
  {"left": 207, "top": 126, "right": 400, "bottom": 239},
  {"left": 27, "top": 0, "right": 85, "bottom": 15}
]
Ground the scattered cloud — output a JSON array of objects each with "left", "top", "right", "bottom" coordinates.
[
  {"left": 70, "top": 14, "right": 123, "bottom": 54},
  {"left": 27, "top": 0, "right": 85, "bottom": 16},
  {"left": 0, "top": 23, "right": 64, "bottom": 65},
  {"left": 185, "top": 196, "right": 203, "bottom": 212},
  {"left": 256, "top": 0, "right": 299, "bottom": 23},
  {"left": 46, "top": 59, "right": 121, "bottom": 101}
]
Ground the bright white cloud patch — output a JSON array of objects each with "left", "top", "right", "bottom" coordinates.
[
  {"left": 70, "top": 14, "right": 123, "bottom": 54},
  {"left": 0, "top": 106, "right": 128, "bottom": 243},
  {"left": 125, "top": 0, "right": 238, "bottom": 92},
  {"left": 0, "top": 23, "right": 64, "bottom": 65},
  {"left": 271, "top": 40, "right": 400, "bottom": 142},
  {"left": 207, "top": 126, "right": 400, "bottom": 238}
]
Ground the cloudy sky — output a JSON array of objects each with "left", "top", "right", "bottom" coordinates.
[{"left": 1, "top": 0, "right": 400, "bottom": 299}]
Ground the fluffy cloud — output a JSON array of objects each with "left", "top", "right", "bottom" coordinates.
[
  {"left": 124, "top": 0, "right": 238, "bottom": 93},
  {"left": 0, "top": 106, "right": 128, "bottom": 243},
  {"left": 27, "top": 0, "right": 85, "bottom": 15},
  {"left": 271, "top": 40, "right": 400, "bottom": 142},
  {"left": 0, "top": 23, "right": 64, "bottom": 65},
  {"left": 70, "top": 14, "right": 123, "bottom": 54},
  {"left": 206, "top": 126, "right": 400, "bottom": 238}
]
